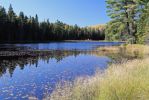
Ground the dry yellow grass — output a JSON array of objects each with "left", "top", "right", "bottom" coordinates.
[
  {"left": 98, "top": 44, "right": 149, "bottom": 58},
  {"left": 45, "top": 45, "right": 149, "bottom": 100}
]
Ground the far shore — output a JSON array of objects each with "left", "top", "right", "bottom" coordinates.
[
  {"left": 0, "top": 41, "right": 125, "bottom": 58},
  {"left": 0, "top": 40, "right": 126, "bottom": 44}
]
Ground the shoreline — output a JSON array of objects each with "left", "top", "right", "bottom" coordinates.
[
  {"left": 49, "top": 44, "right": 149, "bottom": 100},
  {"left": 0, "top": 40, "right": 126, "bottom": 44},
  {"left": 0, "top": 49, "right": 87, "bottom": 58},
  {"left": 0, "top": 50, "right": 53, "bottom": 57}
]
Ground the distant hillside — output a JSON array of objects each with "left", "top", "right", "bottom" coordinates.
[{"left": 87, "top": 24, "right": 106, "bottom": 31}]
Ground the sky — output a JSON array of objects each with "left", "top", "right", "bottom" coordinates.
[{"left": 0, "top": 0, "right": 110, "bottom": 27}]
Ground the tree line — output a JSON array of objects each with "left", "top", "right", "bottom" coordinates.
[
  {"left": 0, "top": 5, "right": 105, "bottom": 43},
  {"left": 105, "top": 0, "right": 149, "bottom": 44}
]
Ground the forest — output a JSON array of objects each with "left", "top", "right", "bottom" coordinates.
[
  {"left": 1, "top": 1, "right": 149, "bottom": 44},
  {"left": 105, "top": 0, "right": 149, "bottom": 44},
  {"left": 0, "top": 5, "right": 105, "bottom": 43}
]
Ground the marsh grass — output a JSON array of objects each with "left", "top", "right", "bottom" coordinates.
[
  {"left": 45, "top": 45, "right": 149, "bottom": 100},
  {"left": 95, "top": 44, "right": 149, "bottom": 63},
  {"left": 98, "top": 44, "right": 149, "bottom": 58}
]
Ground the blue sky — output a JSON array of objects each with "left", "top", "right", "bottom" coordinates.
[{"left": 0, "top": 0, "right": 110, "bottom": 27}]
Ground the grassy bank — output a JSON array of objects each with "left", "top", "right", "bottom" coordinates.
[
  {"left": 46, "top": 44, "right": 149, "bottom": 100},
  {"left": 98, "top": 44, "right": 149, "bottom": 58}
]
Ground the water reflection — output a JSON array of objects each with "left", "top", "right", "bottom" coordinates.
[
  {"left": 1, "top": 41, "right": 124, "bottom": 50},
  {"left": 0, "top": 50, "right": 87, "bottom": 77},
  {"left": 0, "top": 41, "right": 125, "bottom": 100},
  {"left": 0, "top": 50, "right": 110, "bottom": 100}
]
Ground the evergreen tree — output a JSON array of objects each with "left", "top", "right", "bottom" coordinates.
[
  {"left": 8, "top": 4, "right": 16, "bottom": 23},
  {"left": 136, "top": 1, "right": 149, "bottom": 44},
  {"left": 105, "top": 0, "right": 149, "bottom": 44},
  {"left": 0, "top": 4, "right": 104, "bottom": 43},
  {"left": 106, "top": 0, "right": 138, "bottom": 42}
]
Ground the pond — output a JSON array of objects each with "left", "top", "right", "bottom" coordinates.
[
  {"left": 0, "top": 41, "right": 123, "bottom": 50},
  {"left": 0, "top": 41, "right": 123, "bottom": 100}
]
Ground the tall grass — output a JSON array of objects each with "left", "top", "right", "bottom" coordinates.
[
  {"left": 98, "top": 44, "right": 149, "bottom": 58},
  {"left": 45, "top": 45, "right": 149, "bottom": 100}
]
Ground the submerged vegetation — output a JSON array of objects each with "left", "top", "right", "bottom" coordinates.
[{"left": 48, "top": 45, "right": 149, "bottom": 100}]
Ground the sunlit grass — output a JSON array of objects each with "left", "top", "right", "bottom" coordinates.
[
  {"left": 98, "top": 44, "right": 149, "bottom": 58},
  {"left": 46, "top": 45, "right": 149, "bottom": 100},
  {"left": 47, "top": 58, "right": 149, "bottom": 100}
]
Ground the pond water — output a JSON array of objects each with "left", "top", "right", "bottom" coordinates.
[
  {"left": 0, "top": 41, "right": 123, "bottom": 100},
  {"left": 0, "top": 41, "right": 123, "bottom": 50}
]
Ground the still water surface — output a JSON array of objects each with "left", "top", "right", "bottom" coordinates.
[{"left": 0, "top": 41, "right": 123, "bottom": 100}]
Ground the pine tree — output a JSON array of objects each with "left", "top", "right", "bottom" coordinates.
[
  {"left": 106, "top": 0, "right": 138, "bottom": 42},
  {"left": 136, "top": 1, "right": 149, "bottom": 44},
  {"left": 0, "top": 6, "right": 7, "bottom": 23},
  {"left": 8, "top": 4, "right": 16, "bottom": 23},
  {"left": 0, "top": 4, "right": 104, "bottom": 42}
]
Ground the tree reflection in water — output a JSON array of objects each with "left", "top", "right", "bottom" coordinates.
[{"left": 0, "top": 50, "right": 88, "bottom": 78}]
